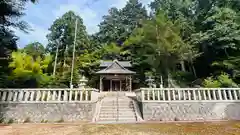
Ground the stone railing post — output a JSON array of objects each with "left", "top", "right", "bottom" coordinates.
[
  {"left": 64, "top": 90, "right": 68, "bottom": 101},
  {"left": 18, "top": 90, "right": 23, "bottom": 101},
  {"left": 141, "top": 89, "right": 145, "bottom": 102},
  {"left": 91, "top": 89, "right": 99, "bottom": 102},
  {"left": 7, "top": 91, "right": 13, "bottom": 101}
]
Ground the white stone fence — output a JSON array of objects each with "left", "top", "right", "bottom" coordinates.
[
  {"left": 0, "top": 88, "right": 99, "bottom": 103},
  {"left": 135, "top": 88, "right": 240, "bottom": 102}
]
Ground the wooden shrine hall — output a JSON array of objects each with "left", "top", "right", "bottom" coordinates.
[{"left": 96, "top": 60, "right": 135, "bottom": 92}]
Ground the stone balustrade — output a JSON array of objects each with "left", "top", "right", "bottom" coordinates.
[
  {"left": 136, "top": 88, "right": 240, "bottom": 121},
  {"left": 135, "top": 88, "right": 240, "bottom": 102},
  {"left": 0, "top": 88, "right": 99, "bottom": 103}
]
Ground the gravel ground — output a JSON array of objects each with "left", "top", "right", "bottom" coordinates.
[{"left": 0, "top": 121, "right": 240, "bottom": 135}]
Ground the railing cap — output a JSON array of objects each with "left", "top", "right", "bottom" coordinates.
[
  {"left": 139, "top": 88, "right": 240, "bottom": 90},
  {"left": 0, "top": 88, "right": 99, "bottom": 91}
]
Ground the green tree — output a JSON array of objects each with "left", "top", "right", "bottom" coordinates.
[
  {"left": 23, "top": 42, "right": 45, "bottom": 59},
  {"left": 0, "top": 0, "right": 37, "bottom": 88},
  {"left": 96, "top": 0, "right": 148, "bottom": 45},
  {"left": 125, "top": 11, "right": 193, "bottom": 86},
  {"left": 8, "top": 51, "right": 52, "bottom": 88},
  {"left": 149, "top": 0, "right": 240, "bottom": 86},
  {"left": 46, "top": 11, "right": 90, "bottom": 87}
]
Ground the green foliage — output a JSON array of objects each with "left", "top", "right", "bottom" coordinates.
[
  {"left": 203, "top": 77, "right": 221, "bottom": 88},
  {"left": 23, "top": 117, "right": 31, "bottom": 123},
  {"left": 41, "top": 119, "right": 48, "bottom": 123},
  {"left": 7, "top": 118, "right": 14, "bottom": 124},
  {"left": 0, "top": 0, "right": 37, "bottom": 31},
  {"left": 1, "top": 0, "right": 240, "bottom": 88},
  {"left": 0, "top": 0, "right": 39, "bottom": 88},
  {"left": 96, "top": 0, "right": 148, "bottom": 45},
  {"left": 217, "top": 73, "right": 238, "bottom": 87},
  {"left": 0, "top": 116, "right": 5, "bottom": 123},
  {"left": 46, "top": 11, "right": 90, "bottom": 88},
  {"left": 23, "top": 42, "right": 45, "bottom": 59},
  {"left": 172, "top": 71, "right": 195, "bottom": 87},
  {"left": 56, "top": 118, "right": 64, "bottom": 123},
  {"left": 125, "top": 11, "right": 194, "bottom": 86},
  {"left": 203, "top": 73, "right": 238, "bottom": 88},
  {"left": 8, "top": 51, "right": 52, "bottom": 88}
]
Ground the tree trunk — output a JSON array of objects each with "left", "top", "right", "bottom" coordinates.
[{"left": 180, "top": 60, "right": 186, "bottom": 72}]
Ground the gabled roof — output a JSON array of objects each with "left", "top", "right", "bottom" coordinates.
[
  {"left": 100, "top": 60, "right": 132, "bottom": 68},
  {"left": 96, "top": 60, "right": 135, "bottom": 74}
]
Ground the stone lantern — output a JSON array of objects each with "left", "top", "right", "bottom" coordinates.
[
  {"left": 146, "top": 76, "right": 154, "bottom": 88},
  {"left": 78, "top": 75, "right": 88, "bottom": 89}
]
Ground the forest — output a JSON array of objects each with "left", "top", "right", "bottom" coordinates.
[{"left": 0, "top": 0, "right": 240, "bottom": 88}]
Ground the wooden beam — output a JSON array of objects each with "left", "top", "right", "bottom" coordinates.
[
  {"left": 100, "top": 76, "right": 103, "bottom": 92},
  {"left": 110, "top": 79, "right": 112, "bottom": 91},
  {"left": 120, "top": 80, "right": 122, "bottom": 91},
  {"left": 130, "top": 76, "right": 132, "bottom": 92}
]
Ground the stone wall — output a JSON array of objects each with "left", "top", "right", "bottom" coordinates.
[
  {"left": 141, "top": 102, "right": 240, "bottom": 121},
  {"left": 0, "top": 103, "right": 95, "bottom": 123}
]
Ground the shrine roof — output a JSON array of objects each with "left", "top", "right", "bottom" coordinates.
[
  {"left": 99, "top": 60, "right": 132, "bottom": 68},
  {"left": 96, "top": 60, "right": 135, "bottom": 74}
]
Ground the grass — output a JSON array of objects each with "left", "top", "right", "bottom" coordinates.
[{"left": 0, "top": 121, "right": 239, "bottom": 135}]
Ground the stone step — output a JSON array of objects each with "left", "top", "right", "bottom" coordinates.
[
  {"left": 101, "top": 104, "right": 132, "bottom": 106},
  {"left": 99, "top": 113, "right": 135, "bottom": 116},
  {"left": 100, "top": 106, "right": 134, "bottom": 109},
  {"left": 101, "top": 102, "right": 133, "bottom": 105},
  {"left": 101, "top": 107, "right": 134, "bottom": 111},
  {"left": 103, "top": 97, "right": 131, "bottom": 99},
  {"left": 102, "top": 100, "right": 132, "bottom": 103},
  {"left": 99, "top": 111, "right": 135, "bottom": 115},
  {"left": 100, "top": 112, "right": 135, "bottom": 116},
  {"left": 102, "top": 101, "right": 131, "bottom": 103},
  {"left": 96, "top": 95, "right": 139, "bottom": 123},
  {"left": 99, "top": 114, "right": 136, "bottom": 118},
  {"left": 98, "top": 117, "right": 137, "bottom": 121},
  {"left": 99, "top": 116, "right": 136, "bottom": 119}
]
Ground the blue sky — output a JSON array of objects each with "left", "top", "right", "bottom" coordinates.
[{"left": 16, "top": 0, "right": 153, "bottom": 48}]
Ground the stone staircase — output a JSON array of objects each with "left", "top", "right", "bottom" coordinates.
[{"left": 94, "top": 92, "right": 143, "bottom": 123}]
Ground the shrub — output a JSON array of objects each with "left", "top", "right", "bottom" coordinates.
[
  {"left": 0, "top": 117, "right": 5, "bottom": 123},
  {"left": 203, "top": 76, "right": 221, "bottom": 88},
  {"left": 56, "top": 118, "right": 64, "bottom": 123},
  {"left": 41, "top": 119, "right": 48, "bottom": 123},
  {"left": 217, "top": 73, "right": 238, "bottom": 87},
  {"left": 23, "top": 117, "right": 31, "bottom": 123},
  {"left": 203, "top": 73, "right": 238, "bottom": 88},
  {"left": 174, "top": 117, "right": 180, "bottom": 121},
  {"left": 7, "top": 118, "right": 14, "bottom": 124}
]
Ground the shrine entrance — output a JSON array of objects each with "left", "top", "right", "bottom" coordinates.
[
  {"left": 112, "top": 80, "right": 120, "bottom": 91},
  {"left": 96, "top": 60, "right": 135, "bottom": 92}
]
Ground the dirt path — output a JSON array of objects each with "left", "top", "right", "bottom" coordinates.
[{"left": 0, "top": 121, "right": 240, "bottom": 135}]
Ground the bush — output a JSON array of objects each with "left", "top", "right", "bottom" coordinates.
[
  {"left": 7, "top": 118, "right": 14, "bottom": 124},
  {"left": 203, "top": 77, "right": 221, "bottom": 88},
  {"left": 172, "top": 71, "right": 195, "bottom": 87},
  {"left": 0, "top": 117, "right": 5, "bottom": 123},
  {"left": 174, "top": 117, "right": 180, "bottom": 121},
  {"left": 218, "top": 73, "right": 238, "bottom": 87},
  {"left": 56, "top": 118, "right": 64, "bottom": 123},
  {"left": 23, "top": 117, "right": 31, "bottom": 123},
  {"left": 203, "top": 73, "right": 238, "bottom": 88},
  {"left": 41, "top": 119, "right": 48, "bottom": 123}
]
